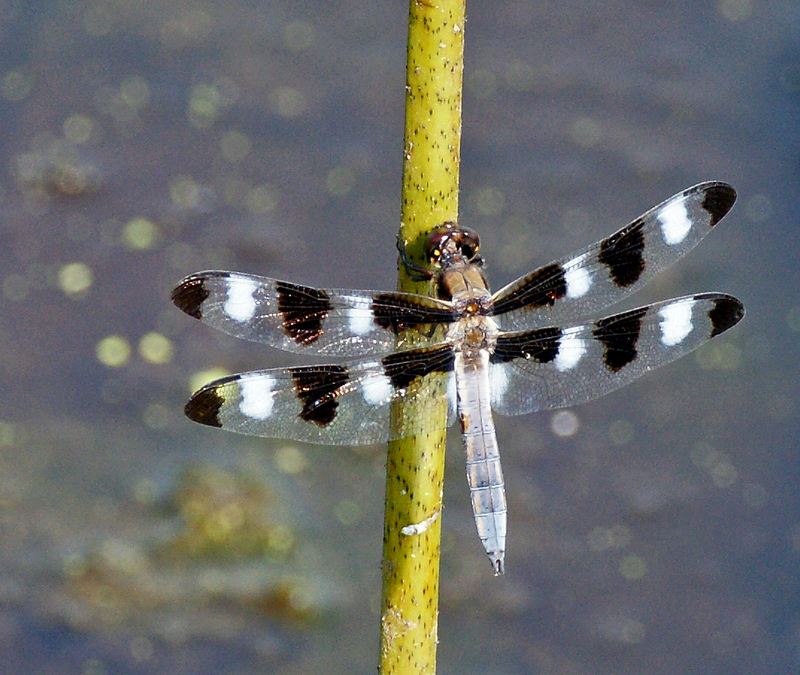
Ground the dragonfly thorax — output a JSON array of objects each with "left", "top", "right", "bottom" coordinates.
[
  {"left": 439, "top": 265, "right": 492, "bottom": 308},
  {"left": 448, "top": 313, "right": 500, "bottom": 354}
]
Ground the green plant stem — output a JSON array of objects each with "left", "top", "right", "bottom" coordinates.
[{"left": 379, "top": 1, "right": 465, "bottom": 673}]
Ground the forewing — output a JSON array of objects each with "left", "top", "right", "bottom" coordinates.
[
  {"left": 172, "top": 271, "right": 457, "bottom": 357},
  {"left": 489, "top": 293, "right": 744, "bottom": 416},
  {"left": 492, "top": 182, "right": 736, "bottom": 330},
  {"left": 183, "top": 345, "right": 457, "bottom": 445}
]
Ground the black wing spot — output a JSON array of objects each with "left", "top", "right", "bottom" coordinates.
[
  {"left": 491, "top": 327, "right": 562, "bottom": 364},
  {"left": 702, "top": 184, "right": 737, "bottom": 227},
  {"left": 371, "top": 293, "right": 456, "bottom": 334},
  {"left": 290, "top": 365, "right": 350, "bottom": 427},
  {"left": 172, "top": 277, "right": 210, "bottom": 319},
  {"left": 708, "top": 296, "right": 745, "bottom": 338},
  {"left": 382, "top": 345, "right": 455, "bottom": 390},
  {"left": 276, "top": 281, "right": 333, "bottom": 346},
  {"left": 593, "top": 307, "right": 647, "bottom": 372},
  {"left": 185, "top": 388, "right": 224, "bottom": 427},
  {"left": 598, "top": 220, "right": 645, "bottom": 288},
  {"left": 492, "top": 263, "right": 567, "bottom": 316}
]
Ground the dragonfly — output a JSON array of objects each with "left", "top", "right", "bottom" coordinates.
[{"left": 172, "top": 182, "right": 744, "bottom": 575}]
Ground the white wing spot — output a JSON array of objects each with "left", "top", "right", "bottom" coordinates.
[
  {"left": 446, "top": 372, "right": 457, "bottom": 416},
  {"left": 361, "top": 367, "right": 394, "bottom": 406},
  {"left": 658, "top": 199, "right": 692, "bottom": 245},
  {"left": 346, "top": 296, "right": 375, "bottom": 336},
  {"left": 224, "top": 275, "right": 258, "bottom": 322},
  {"left": 554, "top": 327, "right": 586, "bottom": 372},
  {"left": 489, "top": 362, "right": 510, "bottom": 407},
  {"left": 659, "top": 299, "right": 696, "bottom": 346},
  {"left": 564, "top": 254, "right": 592, "bottom": 298},
  {"left": 238, "top": 374, "right": 276, "bottom": 420}
]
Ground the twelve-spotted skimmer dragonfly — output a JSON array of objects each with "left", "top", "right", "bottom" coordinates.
[{"left": 172, "top": 182, "right": 744, "bottom": 575}]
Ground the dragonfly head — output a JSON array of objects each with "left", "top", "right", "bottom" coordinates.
[{"left": 424, "top": 222, "right": 482, "bottom": 269}]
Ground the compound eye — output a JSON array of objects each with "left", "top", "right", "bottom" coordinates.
[
  {"left": 459, "top": 231, "right": 481, "bottom": 259},
  {"left": 424, "top": 229, "right": 451, "bottom": 262}
]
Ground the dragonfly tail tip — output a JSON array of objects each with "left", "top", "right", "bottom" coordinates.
[{"left": 490, "top": 554, "right": 505, "bottom": 576}]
